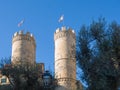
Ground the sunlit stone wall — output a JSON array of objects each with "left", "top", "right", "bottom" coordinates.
[{"left": 54, "top": 27, "right": 76, "bottom": 90}]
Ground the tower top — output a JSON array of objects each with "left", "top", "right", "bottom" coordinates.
[
  {"left": 12, "top": 30, "right": 36, "bottom": 47},
  {"left": 13, "top": 30, "right": 35, "bottom": 39},
  {"left": 54, "top": 26, "right": 76, "bottom": 41},
  {"left": 55, "top": 26, "right": 75, "bottom": 34}
]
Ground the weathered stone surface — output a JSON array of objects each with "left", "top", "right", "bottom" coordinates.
[
  {"left": 11, "top": 31, "right": 36, "bottom": 67},
  {"left": 54, "top": 27, "right": 76, "bottom": 90}
]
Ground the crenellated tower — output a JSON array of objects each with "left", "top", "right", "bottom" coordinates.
[
  {"left": 54, "top": 27, "right": 76, "bottom": 90},
  {"left": 11, "top": 31, "right": 36, "bottom": 67}
]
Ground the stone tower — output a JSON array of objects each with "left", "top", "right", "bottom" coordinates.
[
  {"left": 54, "top": 27, "right": 76, "bottom": 90},
  {"left": 11, "top": 31, "right": 36, "bottom": 67}
]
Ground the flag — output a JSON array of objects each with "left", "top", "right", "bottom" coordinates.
[
  {"left": 58, "top": 15, "right": 64, "bottom": 22},
  {"left": 18, "top": 19, "right": 24, "bottom": 27}
]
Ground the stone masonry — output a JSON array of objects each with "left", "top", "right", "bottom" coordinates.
[
  {"left": 11, "top": 31, "right": 36, "bottom": 67},
  {"left": 54, "top": 27, "right": 76, "bottom": 90},
  {"left": 10, "top": 27, "right": 82, "bottom": 90}
]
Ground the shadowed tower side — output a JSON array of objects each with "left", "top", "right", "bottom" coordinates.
[
  {"left": 11, "top": 31, "right": 36, "bottom": 67},
  {"left": 54, "top": 27, "right": 76, "bottom": 90}
]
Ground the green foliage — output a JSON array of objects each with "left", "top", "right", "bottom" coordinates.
[
  {"left": 0, "top": 85, "right": 13, "bottom": 90},
  {"left": 1, "top": 62, "right": 39, "bottom": 90},
  {"left": 0, "top": 58, "right": 56, "bottom": 90},
  {"left": 77, "top": 18, "right": 120, "bottom": 90}
]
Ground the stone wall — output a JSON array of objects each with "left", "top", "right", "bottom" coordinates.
[
  {"left": 11, "top": 31, "right": 36, "bottom": 67},
  {"left": 54, "top": 27, "right": 76, "bottom": 90}
]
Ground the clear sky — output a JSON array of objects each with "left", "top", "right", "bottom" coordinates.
[{"left": 0, "top": 0, "right": 120, "bottom": 73}]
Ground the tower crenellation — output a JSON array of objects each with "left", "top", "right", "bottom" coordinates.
[
  {"left": 54, "top": 26, "right": 76, "bottom": 41},
  {"left": 12, "top": 31, "right": 36, "bottom": 47},
  {"left": 13, "top": 30, "right": 35, "bottom": 39},
  {"left": 54, "top": 26, "right": 75, "bottom": 34}
]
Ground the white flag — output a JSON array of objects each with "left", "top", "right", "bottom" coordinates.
[
  {"left": 58, "top": 15, "right": 64, "bottom": 22},
  {"left": 18, "top": 19, "right": 24, "bottom": 27}
]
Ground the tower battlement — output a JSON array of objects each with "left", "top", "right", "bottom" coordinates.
[
  {"left": 54, "top": 26, "right": 75, "bottom": 34},
  {"left": 13, "top": 30, "right": 34, "bottom": 38},
  {"left": 54, "top": 27, "right": 76, "bottom": 41},
  {"left": 12, "top": 30, "right": 36, "bottom": 46}
]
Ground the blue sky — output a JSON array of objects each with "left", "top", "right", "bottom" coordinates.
[{"left": 0, "top": 0, "right": 120, "bottom": 74}]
